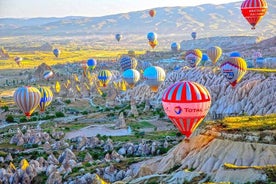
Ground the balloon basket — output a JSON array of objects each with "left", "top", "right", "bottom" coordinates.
[{"left": 184, "top": 138, "right": 190, "bottom": 143}]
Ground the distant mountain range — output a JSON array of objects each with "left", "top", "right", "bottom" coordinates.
[{"left": 0, "top": 0, "right": 275, "bottom": 41}]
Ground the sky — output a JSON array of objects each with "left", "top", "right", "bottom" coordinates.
[{"left": 0, "top": 0, "right": 241, "bottom": 18}]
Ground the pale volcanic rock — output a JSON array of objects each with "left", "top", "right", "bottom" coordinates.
[
  {"left": 46, "top": 171, "right": 62, "bottom": 184},
  {"left": 131, "top": 134, "right": 276, "bottom": 183}
]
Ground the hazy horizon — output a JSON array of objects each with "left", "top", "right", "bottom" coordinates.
[{"left": 0, "top": 0, "right": 242, "bottom": 18}]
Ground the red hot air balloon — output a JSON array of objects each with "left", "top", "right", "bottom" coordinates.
[
  {"left": 149, "top": 9, "right": 156, "bottom": 17},
  {"left": 241, "top": 0, "right": 268, "bottom": 30},
  {"left": 162, "top": 81, "right": 211, "bottom": 138}
]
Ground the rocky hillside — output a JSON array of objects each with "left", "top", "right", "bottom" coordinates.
[
  {"left": 117, "top": 67, "right": 276, "bottom": 116},
  {"left": 128, "top": 132, "right": 276, "bottom": 183}
]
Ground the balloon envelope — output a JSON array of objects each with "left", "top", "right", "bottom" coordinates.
[
  {"left": 220, "top": 57, "right": 247, "bottom": 87},
  {"left": 53, "top": 49, "right": 60, "bottom": 58},
  {"left": 241, "top": 0, "right": 268, "bottom": 29},
  {"left": 38, "top": 87, "right": 53, "bottom": 112},
  {"left": 191, "top": 32, "right": 197, "bottom": 40},
  {"left": 115, "top": 34, "right": 122, "bottom": 42},
  {"left": 143, "top": 66, "right": 166, "bottom": 92},
  {"left": 149, "top": 9, "right": 156, "bottom": 17},
  {"left": 162, "top": 81, "right": 211, "bottom": 138},
  {"left": 87, "top": 58, "right": 97, "bottom": 70},
  {"left": 230, "top": 52, "right": 241, "bottom": 57},
  {"left": 43, "top": 71, "right": 54, "bottom": 80},
  {"left": 119, "top": 55, "right": 138, "bottom": 71},
  {"left": 122, "top": 69, "right": 140, "bottom": 88},
  {"left": 14, "top": 86, "right": 41, "bottom": 118},
  {"left": 207, "top": 46, "right": 222, "bottom": 64},
  {"left": 185, "top": 49, "right": 203, "bottom": 68},
  {"left": 171, "top": 42, "right": 180, "bottom": 52},
  {"left": 147, "top": 32, "right": 157, "bottom": 42},
  {"left": 98, "top": 70, "right": 112, "bottom": 87},
  {"left": 201, "top": 54, "right": 209, "bottom": 65}
]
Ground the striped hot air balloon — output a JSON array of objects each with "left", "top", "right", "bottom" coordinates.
[
  {"left": 119, "top": 55, "right": 138, "bottom": 71},
  {"left": 43, "top": 71, "right": 54, "bottom": 80},
  {"left": 143, "top": 66, "right": 166, "bottom": 92},
  {"left": 122, "top": 69, "right": 140, "bottom": 88},
  {"left": 207, "top": 46, "right": 222, "bottom": 65},
  {"left": 184, "top": 49, "right": 202, "bottom": 68},
  {"left": 38, "top": 87, "right": 53, "bottom": 112},
  {"left": 162, "top": 81, "right": 211, "bottom": 138},
  {"left": 14, "top": 86, "right": 41, "bottom": 118},
  {"left": 241, "top": 0, "right": 268, "bottom": 30},
  {"left": 98, "top": 70, "right": 112, "bottom": 87},
  {"left": 220, "top": 57, "right": 247, "bottom": 87}
]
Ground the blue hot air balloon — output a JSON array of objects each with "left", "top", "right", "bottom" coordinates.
[
  {"left": 87, "top": 58, "right": 97, "bottom": 70},
  {"left": 147, "top": 32, "right": 157, "bottom": 42},
  {"left": 191, "top": 32, "right": 197, "bottom": 40},
  {"left": 201, "top": 54, "right": 209, "bottom": 66},
  {"left": 230, "top": 51, "right": 241, "bottom": 57}
]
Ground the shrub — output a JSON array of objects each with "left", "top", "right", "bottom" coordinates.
[
  {"left": 64, "top": 99, "right": 71, "bottom": 104},
  {"left": 6, "top": 115, "right": 14, "bottom": 123},
  {"left": 55, "top": 112, "right": 65, "bottom": 118},
  {"left": 81, "top": 111, "right": 88, "bottom": 115},
  {"left": 1, "top": 105, "right": 9, "bottom": 112},
  {"left": 20, "top": 117, "right": 27, "bottom": 123}
]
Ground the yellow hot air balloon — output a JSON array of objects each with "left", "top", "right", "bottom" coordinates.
[
  {"left": 73, "top": 74, "right": 80, "bottom": 83},
  {"left": 149, "top": 39, "right": 158, "bottom": 49},
  {"left": 21, "top": 159, "right": 30, "bottom": 171},
  {"left": 38, "top": 86, "right": 53, "bottom": 112},
  {"left": 76, "top": 85, "right": 81, "bottom": 93},
  {"left": 220, "top": 57, "right": 247, "bottom": 87},
  {"left": 207, "top": 46, "right": 222, "bottom": 65},
  {"left": 97, "top": 70, "right": 112, "bottom": 87},
  {"left": 55, "top": 81, "right": 60, "bottom": 93},
  {"left": 14, "top": 86, "right": 41, "bottom": 118}
]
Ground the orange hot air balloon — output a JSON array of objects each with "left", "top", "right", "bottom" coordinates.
[
  {"left": 220, "top": 57, "right": 247, "bottom": 87},
  {"left": 162, "top": 81, "right": 211, "bottom": 138},
  {"left": 14, "top": 86, "right": 41, "bottom": 118},
  {"left": 149, "top": 9, "right": 156, "bottom": 17},
  {"left": 241, "top": 0, "right": 268, "bottom": 30},
  {"left": 149, "top": 39, "right": 158, "bottom": 49}
]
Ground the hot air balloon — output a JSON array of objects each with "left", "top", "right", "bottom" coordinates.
[
  {"left": 87, "top": 58, "right": 97, "bottom": 70},
  {"left": 220, "top": 57, "right": 247, "bottom": 87},
  {"left": 55, "top": 81, "right": 60, "bottom": 93},
  {"left": 98, "top": 70, "right": 112, "bottom": 87},
  {"left": 241, "top": 0, "right": 268, "bottom": 30},
  {"left": 115, "top": 34, "right": 122, "bottom": 42},
  {"left": 184, "top": 49, "right": 203, "bottom": 68},
  {"left": 122, "top": 69, "right": 140, "bottom": 88},
  {"left": 143, "top": 66, "right": 166, "bottom": 92},
  {"left": 171, "top": 42, "right": 180, "bottom": 52},
  {"left": 147, "top": 32, "right": 157, "bottom": 42},
  {"left": 119, "top": 55, "right": 138, "bottom": 71},
  {"left": 201, "top": 54, "right": 209, "bottom": 66},
  {"left": 14, "top": 86, "right": 41, "bottom": 118},
  {"left": 38, "top": 86, "right": 53, "bottom": 112},
  {"left": 230, "top": 52, "right": 241, "bottom": 57},
  {"left": 43, "top": 71, "right": 54, "bottom": 80},
  {"left": 162, "top": 81, "right": 211, "bottom": 138},
  {"left": 191, "top": 32, "right": 197, "bottom": 40},
  {"left": 53, "top": 48, "right": 60, "bottom": 58},
  {"left": 149, "top": 9, "right": 156, "bottom": 17},
  {"left": 207, "top": 46, "right": 222, "bottom": 65},
  {"left": 149, "top": 39, "right": 158, "bottom": 49},
  {"left": 14, "top": 56, "right": 22, "bottom": 66}
]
